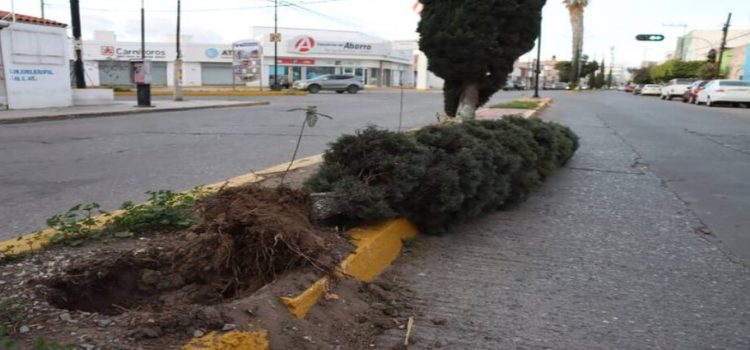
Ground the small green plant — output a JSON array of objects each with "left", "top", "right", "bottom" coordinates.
[
  {"left": 489, "top": 100, "right": 542, "bottom": 110},
  {"left": 0, "top": 297, "right": 25, "bottom": 348},
  {"left": 107, "top": 189, "right": 200, "bottom": 233},
  {"left": 46, "top": 203, "right": 107, "bottom": 246}
]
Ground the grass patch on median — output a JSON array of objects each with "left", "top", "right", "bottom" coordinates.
[{"left": 489, "top": 99, "right": 542, "bottom": 109}]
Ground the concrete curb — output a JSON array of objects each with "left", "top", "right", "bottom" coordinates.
[
  {"left": 0, "top": 101, "right": 270, "bottom": 125},
  {"left": 0, "top": 154, "right": 322, "bottom": 258},
  {"left": 115, "top": 90, "right": 307, "bottom": 97},
  {"left": 282, "top": 219, "right": 419, "bottom": 319},
  {"left": 476, "top": 97, "right": 553, "bottom": 120}
]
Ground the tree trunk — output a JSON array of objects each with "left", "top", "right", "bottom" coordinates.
[
  {"left": 569, "top": 8, "right": 584, "bottom": 86},
  {"left": 456, "top": 84, "right": 479, "bottom": 121}
]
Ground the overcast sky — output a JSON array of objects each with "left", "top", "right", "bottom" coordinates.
[{"left": 4, "top": 0, "right": 750, "bottom": 67}]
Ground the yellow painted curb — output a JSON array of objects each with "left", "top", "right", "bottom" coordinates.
[
  {"left": 114, "top": 90, "right": 307, "bottom": 97},
  {"left": 182, "top": 330, "right": 269, "bottom": 350},
  {"left": 281, "top": 276, "right": 330, "bottom": 319},
  {"left": 281, "top": 218, "right": 418, "bottom": 319},
  {"left": 0, "top": 154, "right": 324, "bottom": 258}
]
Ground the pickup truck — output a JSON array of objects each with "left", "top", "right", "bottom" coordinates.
[{"left": 660, "top": 79, "right": 696, "bottom": 100}]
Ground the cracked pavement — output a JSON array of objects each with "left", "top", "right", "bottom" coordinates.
[{"left": 378, "top": 91, "right": 750, "bottom": 349}]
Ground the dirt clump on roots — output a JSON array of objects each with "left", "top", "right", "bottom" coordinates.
[{"left": 10, "top": 184, "right": 355, "bottom": 349}]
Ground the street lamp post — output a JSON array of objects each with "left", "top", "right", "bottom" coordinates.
[
  {"left": 533, "top": 15, "right": 542, "bottom": 98},
  {"left": 272, "top": 0, "right": 281, "bottom": 91},
  {"left": 173, "top": 0, "right": 183, "bottom": 101}
]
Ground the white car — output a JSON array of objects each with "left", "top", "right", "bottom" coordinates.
[
  {"left": 696, "top": 80, "right": 750, "bottom": 107},
  {"left": 660, "top": 78, "right": 696, "bottom": 100},
  {"left": 640, "top": 84, "right": 662, "bottom": 96}
]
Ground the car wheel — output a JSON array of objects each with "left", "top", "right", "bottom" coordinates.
[
  {"left": 346, "top": 85, "right": 359, "bottom": 94},
  {"left": 706, "top": 97, "right": 713, "bottom": 107},
  {"left": 336, "top": 91, "right": 344, "bottom": 94},
  {"left": 666, "top": 95, "right": 673, "bottom": 101},
  {"left": 660, "top": 95, "right": 666, "bottom": 100},
  {"left": 308, "top": 85, "right": 321, "bottom": 94}
]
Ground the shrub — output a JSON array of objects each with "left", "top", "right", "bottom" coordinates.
[
  {"left": 305, "top": 118, "right": 579, "bottom": 233},
  {"left": 304, "top": 126, "right": 431, "bottom": 224}
]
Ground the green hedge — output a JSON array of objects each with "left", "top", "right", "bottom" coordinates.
[{"left": 304, "top": 117, "right": 579, "bottom": 233}]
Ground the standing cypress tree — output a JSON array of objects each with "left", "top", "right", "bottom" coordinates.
[{"left": 418, "top": 0, "right": 546, "bottom": 120}]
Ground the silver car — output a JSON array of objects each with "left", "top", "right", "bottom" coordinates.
[{"left": 292, "top": 74, "right": 364, "bottom": 94}]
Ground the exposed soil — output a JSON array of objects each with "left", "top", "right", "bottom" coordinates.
[{"left": 0, "top": 169, "right": 418, "bottom": 349}]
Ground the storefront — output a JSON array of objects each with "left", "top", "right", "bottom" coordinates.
[
  {"left": 79, "top": 30, "right": 235, "bottom": 87},
  {"left": 78, "top": 28, "right": 413, "bottom": 88},
  {"left": 251, "top": 27, "right": 414, "bottom": 87}
]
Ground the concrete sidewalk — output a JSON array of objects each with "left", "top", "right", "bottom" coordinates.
[
  {"left": 378, "top": 97, "right": 750, "bottom": 348},
  {"left": 0, "top": 100, "right": 269, "bottom": 124}
]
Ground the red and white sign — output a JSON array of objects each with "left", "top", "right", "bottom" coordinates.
[
  {"left": 292, "top": 36, "right": 316, "bottom": 54},
  {"left": 279, "top": 58, "right": 316, "bottom": 65},
  {"left": 100, "top": 46, "right": 115, "bottom": 56}
]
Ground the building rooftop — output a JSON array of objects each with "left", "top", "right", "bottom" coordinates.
[{"left": 0, "top": 11, "right": 67, "bottom": 28}]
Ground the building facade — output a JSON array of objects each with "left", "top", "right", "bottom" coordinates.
[
  {"left": 77, "top": 27, "right": 413, "bottom": 88},
  {"left": 675, "top": 29, "right": 750, "bottom": 62},
  {"left": 252, "top": 27, "right": 413, "bottom": 88},
  {"left": 0, "top": 11, "right": 72, "bottom": 109}
]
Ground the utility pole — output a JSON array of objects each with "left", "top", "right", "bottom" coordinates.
[
  {"left": 70, "top": 0, "right": 86, "bottom": 88},
  {"left": 136, "top": 0, "right": 151, "bottom": 107},
  {"left": 40, "top": 0, "right": 45, "bottom": 18},
  {"left": 272, "top": 0, "right": 280, "bottom": 91},
  {"left": 715, "top": 12, "right": 732, "bottom": 79},
  {"left": 173, "top": 0, "right": 183, "bottom": 101},
  {"left": 533, "top": 15, "right": 542, "bottom": 98}
]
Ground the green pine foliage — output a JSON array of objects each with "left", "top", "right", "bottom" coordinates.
[
  {"left": 305, "top": 118, "right": 579, "bottom": 234},
  {"left": 418, "top": 0, "right": 546, "bottom": 116}
]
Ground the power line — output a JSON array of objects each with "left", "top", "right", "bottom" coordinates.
[
  {"left": 688, "top": 30, "right": 750, "bottom": 52},
  {"left": 45, "top": 0, "right": 357, "bottom": 13}
]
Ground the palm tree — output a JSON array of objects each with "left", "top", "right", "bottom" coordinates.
[{"left": 563, "top": 0, "right": 588, "bottom": 87}]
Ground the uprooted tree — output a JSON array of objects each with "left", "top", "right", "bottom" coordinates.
[{"left": 418, "top": 0, "right": 546, "bottom": 120}]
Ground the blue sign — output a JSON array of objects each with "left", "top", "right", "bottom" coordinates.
[
  {"left": 205, "top": 48, "right": 219, "bottom": 58},
  {"left": 9, "top": 68, "right": 54, "bottom": 82}
]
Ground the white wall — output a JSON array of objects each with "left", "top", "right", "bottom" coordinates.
[
  {"left": 1, "top": 22, "right": 72, "bottom": 109},
  {"left": 166, "top": 61, "right": 202, "bottom": 87},
  {"left": 83, "top": 60, "right": 100, "bottom": 86}
]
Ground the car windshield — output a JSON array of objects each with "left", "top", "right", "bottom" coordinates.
[
  {"left": 675, "top": 79, "right": 695, "bottom": 84},
  {"left": 719, "top": 81, "right": 750, "bottom": 87},
  {"left": 309, "top": 75, "right": 330, "bottom": 81},
  {"left": 645, "top": 85, "right": 660, "bottom": 88}
]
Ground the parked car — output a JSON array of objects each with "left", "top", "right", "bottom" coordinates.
[
  {"left": 503, "top": 81, "right": 525, "bottom": 91},
  {"left": 633, "top": 84, "right": 644, "bottom": 95},
  {"left": 660, "top": 78, "right": 696, "bottom": 100},
  {"left": 681, "top": 80, "right": 707, "bottom": 103},
  {"left": 696, "top": 79, "right": 750, "bottom": 107},
  {"left": 640, "top": 84, "right": 663, "bottom": 96},
  {"left": 268, "top": 75, "right": 292, "bottom": 89},
  {"left": 624, "top": 84, "right": 636, "bottom": 93},
  {"left": 292, "top": 74, "right": 363, "bottom": 94}
]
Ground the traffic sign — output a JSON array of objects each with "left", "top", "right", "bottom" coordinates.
[
  {"left": 270, "top": 33, "right": 282, "bottom": 43},
  {"left": 635, "top": 34, "right": 665, "bottom": 41}
]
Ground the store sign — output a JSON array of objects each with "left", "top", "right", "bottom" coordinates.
[
  {"left": 99, "top": 45, "right": 166, "bottom": 59},
  {"left": 8, "top": 68, "right": 54, "bottom": 82},
  {"left": 205, "top": 48, "right": 219, "bottom": 58},
  {"left": 288, "top": 35, "right": 388, "bottom": 56},
  {"left": 279, "top": 58, "right": 316, "bottom": 65},
  {"left": 205, "top": 48, "right": 234, "bottom": 59},
  {"left": 233, "top": 40, "right": 263, "bottom": 82}
]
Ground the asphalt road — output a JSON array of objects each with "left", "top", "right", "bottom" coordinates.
[
  {"left": 0, "top": 90, "right": 528, "bottom": 240},
  {"left": 378, "top": 91, "right": 750, "bottom": 349}
]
